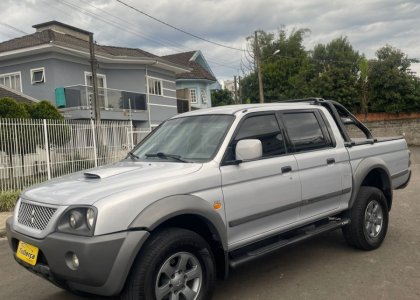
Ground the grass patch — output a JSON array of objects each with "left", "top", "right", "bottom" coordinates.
[{"left": 0, "top": 191, "right": 20, "bottom": 212}]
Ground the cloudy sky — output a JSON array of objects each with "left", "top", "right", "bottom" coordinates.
[{"left": 0, "top": 0, "right": 419, "bottom": 80}]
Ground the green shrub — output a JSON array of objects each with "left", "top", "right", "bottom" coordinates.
[{"left": 0, "top": 191, "right": 20, "bottom": 212}]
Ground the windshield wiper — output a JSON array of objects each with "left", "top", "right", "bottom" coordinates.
[
  {"left": 127, "top": 151, "right": 140, "bottom": 160},
  {"left": 145, "top": 152, "right": 189, "bottom": 163}
]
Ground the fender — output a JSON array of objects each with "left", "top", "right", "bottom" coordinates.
[
  {"left": 349, "top": 157, "right": 392, "bottom": 209},
  {"left": 129, "top": 194, "right": 228, "bottom": 250}
]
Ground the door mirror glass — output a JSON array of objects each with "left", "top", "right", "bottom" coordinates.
[{"left": 235, "top": 139, "right": 262, "bottom": 161}]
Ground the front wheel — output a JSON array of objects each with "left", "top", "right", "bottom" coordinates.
[
  {"left": 342, "top": 186, "right": 389, "bottom": 250},
  {"left": 121, "top": 228, "right": 215, "bottom": 300}
]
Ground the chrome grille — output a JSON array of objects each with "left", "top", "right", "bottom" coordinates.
[{"left": 17, "top": 202, "right": 57, "bottom": 231}]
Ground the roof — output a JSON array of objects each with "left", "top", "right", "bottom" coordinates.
[
  {"left": 0, "top": 85, "right": 39, "bottom": 104},
  {"left": 33, "top": 20, "right": 92, "bottom": 36},
  {"left": 0, "top": 29, "right": 158, "bottom": 59},
  {"left": 162, "top": 51, "right": 216, "bottom": 81},
  {"left": 171, "top": 103, "right": 317, "bottom": 118}
]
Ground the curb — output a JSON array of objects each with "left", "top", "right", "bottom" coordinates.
[{"left": 0, "top": 212, "right": 13, "bottom": 238}]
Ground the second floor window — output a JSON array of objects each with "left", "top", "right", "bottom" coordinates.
[
  {"left": 31, "top": 68, "right": 45, "bottom": 84},
  {"left": 0, "top": 72, "right": 22, "bottom": 92},
  {"left": 148, "top": 77, "right": 162, "bottom": 95},
  {"left": 85, "top": 73, "right": 106, "bottom": 89},
  {"left": 190, "top": 89, "right": 197, "bottom": 103},
  {"left": 200, "top": 89, "right": 207, "bottom": 104}
]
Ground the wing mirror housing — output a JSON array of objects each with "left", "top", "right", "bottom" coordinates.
[{"left": 235, "top": 139, "right": 263, "bottom": 162}]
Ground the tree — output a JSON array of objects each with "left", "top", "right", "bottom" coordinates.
[
  {"left": 0, "top": 97, "right": 30, "bottom": 181},
  {"left": 0, "top": 97, "right": 30, "bottom": 118},
  {"left": 357, "top": 57, "right": 369, "bottom": 115},
  {"left": 240, "top": 28, "right": 314, "bottom": 102},
  {"left": 261, "top": 28, "right": 314, "bottom": 101},
  {"left": 211, "top": 89, "right": 235, "bottom": 107},
  {"left": 240, "top": 30, "right": 275, "bottom": 103},
  {"left": 26, "top": 100, "right": 64, "bottom": 120},
  {"left": 0, "top": 98, "right": 68, "bottom": 182},
  {"left": 309, "top": 37, "right": 361, "bottom": 111},
  {"left": 368, "top": 45, "right": 420, "bottom": 113}
]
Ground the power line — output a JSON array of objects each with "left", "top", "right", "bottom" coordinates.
[
  {"left": 115, "top": 0, "right": 244, "bottom": 52},
  {"left": 70, "top": 0, "right": 242, "bottom": 67},
  {"left": 0, "top": 23, "right": 28, "bottom": 35},
  {"left": 55, "top": 0, "right": 241, "bottom": 70}
]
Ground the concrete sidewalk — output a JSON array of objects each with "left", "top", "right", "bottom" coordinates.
[{"left": 0, "top": 212, "right": 13, "bottom": 237}]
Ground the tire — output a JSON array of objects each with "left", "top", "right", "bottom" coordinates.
[
  {"left": 121, "top": 228, "right": 215, "bottom": 300},
  {"left": 342, "top": 186, "right": 389, "bottom": 250}
]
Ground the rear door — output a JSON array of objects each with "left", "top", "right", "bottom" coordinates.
[
  {"left": 280, "top": 110, "right": 350, "bottom": 220},
  {"left": 220, "top": 113, "right": 301, "bottom": 248}
]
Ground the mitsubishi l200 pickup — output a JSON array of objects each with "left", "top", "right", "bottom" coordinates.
[{"left": 6, "top": 99, "right": 411, "bottom": 300}]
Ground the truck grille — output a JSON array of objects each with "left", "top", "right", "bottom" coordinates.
[{"left": 17, "top": 202, "right": 57, "bottom": 231}]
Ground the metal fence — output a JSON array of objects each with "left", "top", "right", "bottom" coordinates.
[{"left": 0, "top": 118, "right": 150, "bottom": 192}]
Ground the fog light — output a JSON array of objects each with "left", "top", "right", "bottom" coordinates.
[
  {"left": 72, "top": 253, "right": 79, "bottom": 268},
  {"left": 65, "top": 252, "right": 80, "bottom": 270}
]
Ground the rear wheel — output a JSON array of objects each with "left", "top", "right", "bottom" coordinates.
[
  {"left": 342, "top": 186, "right": 389, "bottom": 250},
  {"left": 121, "top": 228, "right": 215, "bottom": 300}
]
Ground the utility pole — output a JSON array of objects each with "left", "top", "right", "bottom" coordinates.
[
  {"left": 255, "top": 30, "right": 264, "bottom": 103},
  {"left": 238, "top": 75, "right": 242, "bottom": 104},
  {"left": 233, "top": 75, "right": 238, "bottom": 104},
  {"left": 89, "top": 33, "right": 101, "bottom": 122}
]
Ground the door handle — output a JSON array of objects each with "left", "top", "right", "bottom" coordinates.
[
  {"left": 281, "top": 166, "right": 292, "bottom": 173},
  {"left": 327, "top": 158, "right": 336, "bottom": 165}
]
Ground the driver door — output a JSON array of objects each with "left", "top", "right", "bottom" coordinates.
[{"left": 220, "top": 113, "right": 301, "bottom": 249}]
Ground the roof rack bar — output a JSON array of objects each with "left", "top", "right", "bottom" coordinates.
[{"left": 284, "top": 98, "right": 325, "bottom": 104}]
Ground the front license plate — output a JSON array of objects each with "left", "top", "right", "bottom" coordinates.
[{"left": 16, "top": 241, "right": 39, "bottom": 266}]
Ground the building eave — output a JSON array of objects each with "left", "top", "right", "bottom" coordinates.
[
  {"left": 176, "top": 78, "right": 216, "bottom": 83},
  {"left": 0, "top": 43, "right": 191, "bottom": 74}
]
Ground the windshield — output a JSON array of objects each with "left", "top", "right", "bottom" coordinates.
[{"left": 132, "top": 115, "right": 234, "bottom": 162}]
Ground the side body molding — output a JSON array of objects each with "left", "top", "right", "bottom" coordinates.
[
  {"left": 349, "top": 157, "right": 392, "bottom": 209},
  {"left": 129, "top": 195, "right": 228, "bottom": 250}
]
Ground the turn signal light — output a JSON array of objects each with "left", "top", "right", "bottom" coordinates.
[{"left": 213, "top": 202, "right": 222, "bottom": 210}]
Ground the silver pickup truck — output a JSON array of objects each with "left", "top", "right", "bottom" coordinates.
[{"left": 6, "top": 99, "right": 411, "bottom": 300}]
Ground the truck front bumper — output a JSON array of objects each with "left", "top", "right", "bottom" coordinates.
[{"left": 6, "top": 217, "right": 150, "bottom": 296}]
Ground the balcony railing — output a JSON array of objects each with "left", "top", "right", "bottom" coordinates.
[{"left": 55, "top": 85, "right": 147, "bottom": 112}]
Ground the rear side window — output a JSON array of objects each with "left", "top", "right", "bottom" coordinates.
[
  {"left": 234, "top": 114, "right": 286, "bottom": 157},
  {"left": 282, "top": 112, "right": 330, "bottom": 152}
]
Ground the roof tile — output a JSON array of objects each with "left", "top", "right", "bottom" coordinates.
[{"left": 162, "top": 51, "right": 216, "bottom": 81}]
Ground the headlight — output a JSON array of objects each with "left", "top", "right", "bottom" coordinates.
[
  {"left": 86, "top": 208, "right": 95, "bottom": 229},
  {"left": 57, "top": 206, "right": 97, "bottom": 236},
  {"left": 69, "top": 211, "right": 83, "bottom": 229}
]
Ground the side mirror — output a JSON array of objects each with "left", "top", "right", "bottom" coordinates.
[{"left": 235, "top": 139, "right": 262, "bottom": 161}]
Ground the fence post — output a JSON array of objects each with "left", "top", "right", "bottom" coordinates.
[
  {"left": 91, "top": 119, "right": 98, "bottom": 167},
  {"left": 43, "top": 119, "right": 51, "bottom": 180}
]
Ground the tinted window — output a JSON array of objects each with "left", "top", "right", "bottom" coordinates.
[
  {"left": 282, "top": 112, "right": 329, "bottom": 152},
  {"left": 234, "top": 114, "right": 286, "bottom": 157}
]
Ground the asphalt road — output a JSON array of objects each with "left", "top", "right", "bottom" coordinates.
[{"left": 1, "top": 148, "right": 419, "bottom": 300}]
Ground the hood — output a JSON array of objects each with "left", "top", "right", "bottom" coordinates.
[{"left": 22, "top": 161, "right": 202, "bottom": 206}]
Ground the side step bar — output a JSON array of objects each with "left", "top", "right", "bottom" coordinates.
[{"left": 229, "top": 218, "right": 350, "bottom": 268}]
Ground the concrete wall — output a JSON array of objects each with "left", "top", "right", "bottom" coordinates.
[{"left": 347, "top": 118, "right": 420, "bottom": 145}]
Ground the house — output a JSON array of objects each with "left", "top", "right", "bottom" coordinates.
[
  {"left": 0, "top": 21, "right": 192, "bottom": 130},
  {"left": 163, "top": 51, "right": 217, "bottom": 110}
]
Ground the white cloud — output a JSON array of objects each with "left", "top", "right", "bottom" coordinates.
[{"left": 0, "top": 0, "right": 419, "bottom": 79}]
